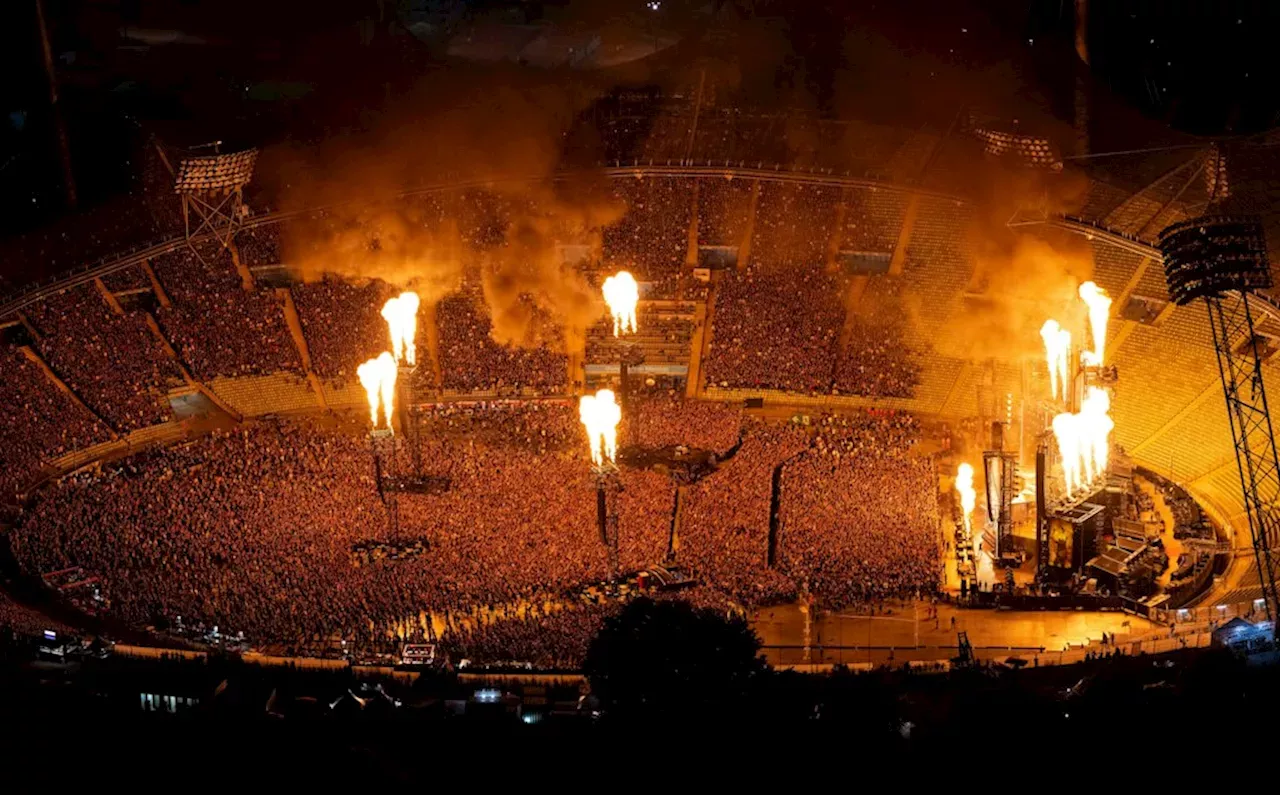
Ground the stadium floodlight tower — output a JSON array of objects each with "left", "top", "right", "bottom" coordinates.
[
  {"left": 173, "top": 148, "right": 258, "bottom": 250},
  {"left": 1159, "top": 216, "right": 1280, "bottom": 622}
]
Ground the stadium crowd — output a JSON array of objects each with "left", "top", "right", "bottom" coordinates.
[
  {"left": 631, "top": 395, "right": 741, "bottom": 454},
  {"left": 293, "top": 277, "right": 392, "bottom": 383},
  {"left": 0, "top": 346, "right": 111, "bottom": 500},
  {"left": 435, "top": 286, "right": 568, "bottom": 393},
  {"left": 704, "top": 261, "right": 845, "bottom": 393},
  {"left": 152, "top": 244, "right": 302, "bottom": 380},
  {"left": 833, "top": 318, "right": 921, "bottom": 398},
  {"left": 23, "top": 285, "right": 180, "bottom": 431},
  {"left": 778, "top": 413, "right": 940, "bottom": 606},
  {"left": 679, "top": 420, "right": 810, "bottom": 605},
  {"left": 6, "top": 402, "right": 943, "bottom": 665}
]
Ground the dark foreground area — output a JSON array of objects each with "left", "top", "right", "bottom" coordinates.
[{"left": 1, "top": 599, "right": 1276, "bottom": 773}]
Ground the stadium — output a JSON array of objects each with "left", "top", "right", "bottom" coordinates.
[{"left": 4, "top": 90, "right": 1278, "bottom": 673}]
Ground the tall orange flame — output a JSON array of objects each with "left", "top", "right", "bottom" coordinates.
[
  {"left": 579, "top": 388, "right": 621, "bottom": 466},
  {"left": 1052, "top": 386, "right": 1113, "bottom": 496},
  {"left": 1078, "top": 281, "right": 1112, "bottom": 366},
  {"left": 956, "top": 462, "right": 977, "bottom": 535},
  {"left": 381, "top": 292, "right": 421, "bottom": 366},
  {"left": 601, "top": 271, "right": 639, "bottom": 337},
  {"left": 357, "top": 352, "right": 398, "bottom": 431},
  {"left": 1039, "top": 319, "right": 1072, "bottom": 400}
]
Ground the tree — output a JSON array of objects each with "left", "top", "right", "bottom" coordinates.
[{"left": 583, "top": 598, "right": 766, "bottom": 722}]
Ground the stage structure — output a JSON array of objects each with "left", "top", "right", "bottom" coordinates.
[
  {"left": 581, "top": 388, "right": 624, "bottom": 578},
  {"left": 596, "top": 465, "right": 622, "bottom": 577},
  {"left": 173, "top": 148, "right": 258, "bottom": 250},
  {"left": 382, "top": 291, "right": 426, "bottom": 484},
  {"left": 359, "top": 352, "right": 400, "bottom": 536},
  {"left": 369, "top": 428, "right": 400, "bottom": 537},
  {"left": 1160, "top": 216, "right": 1280, "bottom": 621},
  {"left": 983, "top": 421, "right": 1018, "bottom": 562},
  {"left": 396, "top": 361, "right": 423, "bottom": 478},
  {"left": 1035, "top": 443, "right": 1049, "bottom": 575},
  {"left": 602, "top": 271, "right": 643, "bottom": 413}
]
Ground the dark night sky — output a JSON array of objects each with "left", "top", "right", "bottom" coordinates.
[{"left": 3, "top": 0, "right": 1278, "bottom": 237}]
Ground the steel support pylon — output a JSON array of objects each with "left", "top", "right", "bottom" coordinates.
[{"left": 1205, "top": 293, "right": 1280, "bottom": 622}]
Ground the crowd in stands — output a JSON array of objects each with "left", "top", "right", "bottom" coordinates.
[
  {"left": 0, "top": 346, "right": 111, "bottom": 500},
  {"left": 833, "top": 317, "right": 920, "bottom": 398},
  {"left": 152, "top": 244, "right": 301, "bottom": 380},
  {"left": 604, "top": 178, "right": 690, "bottom": 286},
  {"left": 435, "top": 285, "right": 567, "bottom": 393},
  {"left": 679, "top": 420, "right": 810, "bottom": 605},
  {"left": 750, "top": 183, "right": 839, "bottom": 266},
  {"left": 235, "top": 225, "right": 282, "bottom": 266},
  {"left": 293, "top": 278, "right": 392, "bottom": 383},
  {"left": 6, "top": 402, "right": 944, "bottom": 665},
  {"left": 23, "top": 285, "right": 180, "bottom": 431},
  {"left": 632, "top": 395, "right": 741, "bottom": 454},
  {"left": 704, "top": 261, "right": 845, "bottom": 393},
  {"left": 778, "top": 413, "right": 940, "bottom": 606},
  {"left": 0, "top": 591, "right": 73, "bottom": 640}
]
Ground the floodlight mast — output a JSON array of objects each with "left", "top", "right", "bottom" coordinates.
[{"left": 1160, "top": 216, "right": 1280, "bottom": 622}]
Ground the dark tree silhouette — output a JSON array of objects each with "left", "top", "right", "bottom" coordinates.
[{"left": 583, "top": 597, "right": 766, "bottom": 721}]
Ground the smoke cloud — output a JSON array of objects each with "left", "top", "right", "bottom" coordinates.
[{"left": 267, "top": 67, "right": 625, "bottom": 349}]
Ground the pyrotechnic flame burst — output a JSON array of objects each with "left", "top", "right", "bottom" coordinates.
[
  {"left": 1039, "top": 319, "right": 1072, "bottom": 401},
  {"left": 357, "top": 352, "right": 398, "bottom": 431},
  {"left": 1052, "top": 386, "right": 1113, "bottom": 496},
  {"left": 579, "top": 388, "right": 621, "bottom": 466},
  {"left": 381, "top": 292, "right": 421, "bottom": 366},
  {"left": 1078, "top": 281, "right": 1112, "bottom": 367},
  {"left": 956, "top": 463, "right": 977, "bottom": 536},
  {"left": 601, "top": 271, "right": 639, "bottom": 337}
]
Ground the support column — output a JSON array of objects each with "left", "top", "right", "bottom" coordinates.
[
  {"left": 142, "top": 312, "right": 243, "bottom": 422},
  {"left": 141, "top": 259, "right": 172, "bottom": 308},
  {"left": 685, "top": 179, "right": 700, "bottom": 267},
  {"left": 685, "top": 302, "right": 708, "bottom": 398},
  {"left": 277, "top": 287, "right": 328, "bottom": 411},
  {"left": 94, "top": 277, "right": 125, "bottom": 316},
  {"left": 737, "top": 180, "right": 762, "bottom": 270},
  {"left": 228, "top": 240, "right": 255, "bottom": 291},
  {"left": 888, "top": 194, "right": 922, "bottom": 276},
  {"left": 19, "top": 345, "right": 117, "bottom": 438}
]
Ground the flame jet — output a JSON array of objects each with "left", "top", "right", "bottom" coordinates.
[
  {"left": 602, "top": 271, "right": 639, "bottom": 337},
  {"left": 357, "top": 352, "right": 398, "bottom": 431},
  {"left": 1078, "top": 281, "right": 1112, "bottom": 366},
  {"left": 381, "top": 292, "right": 421, "bottom": 366},
  {"left": 1052, "top": 387, "right": 1113, "bottom": 496},
  {"left": 1040, "top": 319, "right": 1072, "bottom": 400},
  {"left": 956, "top": 463, "right": 977, "bottom": 535},
  {"left": 579, "top": 388, "right": 622, "bottom": 466}
]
